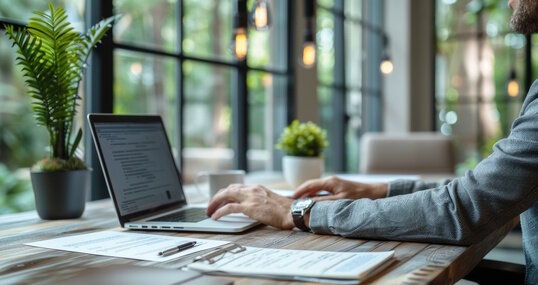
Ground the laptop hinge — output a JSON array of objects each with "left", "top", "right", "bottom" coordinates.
[{"left": 128, "top": 202, "right": 188, "bottom": 223}]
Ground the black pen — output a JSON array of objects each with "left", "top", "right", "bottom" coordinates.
[{"left": 158, "top": 241, "right": 197, "bottom": 257}]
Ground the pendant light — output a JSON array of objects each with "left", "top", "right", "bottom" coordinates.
[
  {"left": 231, "top": 0, "right": 248, "bottom": 61},
  {"left": 380, "top": 35, "right": 393, "bottom": 75},
  {"left": 301, "top": 0, "right": 316, "bottom": 68},
  {"left": 507, "top": 69, "right": 519, "bottom": 97},
  {"left": 249, "top": 0, "right": 271, "bottom": 31}
]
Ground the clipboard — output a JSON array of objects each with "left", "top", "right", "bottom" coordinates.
[
  {"left": 193, "top": 243, "right": 247, "bottom": 264},
  {"left": 181, "top": 243, "right": 395, "bottom": 284}
]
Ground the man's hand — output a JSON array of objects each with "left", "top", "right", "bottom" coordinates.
[
  {"left": 206, "top": 184, "right": 295, "bottom": 230},
  {"left": 293, "top": 176, "right": 388, "bottom": 201}
]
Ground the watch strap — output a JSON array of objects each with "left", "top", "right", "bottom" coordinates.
[
  {"left": 291, "top": 199, "right": 315, "bottom": 232},
  {"left": 293, "top": 212, "right": 310, "bottom": 232}
]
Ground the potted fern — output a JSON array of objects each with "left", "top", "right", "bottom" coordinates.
[
  {"left": 4, "top": 3, "right": 115, "bottom": 219},
  {"left": 276, "top": 120, "right": 328, "bottom": 188}
]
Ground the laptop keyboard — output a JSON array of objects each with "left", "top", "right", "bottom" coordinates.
[{"left": 150, "top": 208, "right": 209, "bottom": 223}]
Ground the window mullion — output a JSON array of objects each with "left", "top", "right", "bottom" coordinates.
[{"left": 176, "top": 0, "right": 185, "bottom": 172}]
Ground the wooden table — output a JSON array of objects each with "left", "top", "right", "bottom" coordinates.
[{"left": 0, "top": 184, "right": 517, "bottom": 285}]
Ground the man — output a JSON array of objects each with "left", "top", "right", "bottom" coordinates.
[{"left": 206, "top": 0, "right": 538, "bottom": 283}]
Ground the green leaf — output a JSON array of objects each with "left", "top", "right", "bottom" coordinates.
[{"left": 69, "top": 128, "right": 83, "bottom": 159}]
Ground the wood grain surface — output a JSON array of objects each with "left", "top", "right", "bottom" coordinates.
[{"left": 0, "top": 196, "right": 518, "bottom": 285}]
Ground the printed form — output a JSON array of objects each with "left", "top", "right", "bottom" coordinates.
[{"left": 26, "top": 231, "right": 229, "bottom": 262}]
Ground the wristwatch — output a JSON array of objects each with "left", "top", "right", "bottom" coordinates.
[{"left": 291, "top": 198, "right": 316, "bottom": 232}]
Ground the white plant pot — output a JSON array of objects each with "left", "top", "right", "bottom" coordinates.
[{"left": 282, "top": 156, "right": 324, "bottom": 189}]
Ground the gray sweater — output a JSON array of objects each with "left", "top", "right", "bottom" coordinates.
[{"left": 309, "top": 81, "right": 538, "bottom": 284}]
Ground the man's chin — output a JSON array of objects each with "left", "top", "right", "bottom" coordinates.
[{"left": 510, "top": 0, "right": 538, "bottom": 34}]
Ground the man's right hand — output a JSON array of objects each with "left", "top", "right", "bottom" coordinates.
[{"left": 292, "top": 176, "right": 388, "bottom": 202}]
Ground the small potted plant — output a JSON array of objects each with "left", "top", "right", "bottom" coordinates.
[
  {"left": 5, "top": 3, "right": 115, "bottom": 219},
  {"left": 276, "top": 120, "right": 328, "bottom": 188}
]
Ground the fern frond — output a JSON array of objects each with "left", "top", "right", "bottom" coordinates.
[{"left": 5, "top": 2, "right": 115, "bottom": 164}]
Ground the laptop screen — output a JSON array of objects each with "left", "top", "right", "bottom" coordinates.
[{"left": 93, "top": 121, "right": 185, "bottom": 216}]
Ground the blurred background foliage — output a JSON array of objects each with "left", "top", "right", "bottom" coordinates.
[{"left": 435, "top": 0, "right": 537, "bottom": 176}]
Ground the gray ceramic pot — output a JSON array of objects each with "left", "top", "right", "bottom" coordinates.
[{"left": 30, "top": 169, "right": 90, "bottom": 220}]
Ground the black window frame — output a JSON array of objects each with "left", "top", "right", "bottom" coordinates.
[
  {"left": 316, "top": 0, "right": 384, "bottom": 172},
  {"left": 84, "top": 0, "right": 295, "bottom": 199}
]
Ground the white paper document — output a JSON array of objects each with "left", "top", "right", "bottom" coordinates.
[
  {"left": 26, "top": 230, "right": 229, "bottom": 262},
  {"left": 188, "top": 246, "right": 394, "bottom": 283}
]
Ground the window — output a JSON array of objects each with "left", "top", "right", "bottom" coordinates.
[
  {"left": 435, "top": 0, "right": 529, "bottom": 174},
  {"left": 316, "top": 0, "right": 383, "bottom": 172},
  {"left": 109, "top": 0, "right": 291, "bottom": 189}
]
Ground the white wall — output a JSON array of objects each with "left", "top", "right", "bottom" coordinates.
[{"left": 383, "top": 0, "right": 435, "bottom": 132}]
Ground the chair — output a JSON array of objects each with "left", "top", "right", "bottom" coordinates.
[{"left": 360, "top": 132, "right": 455, "bottom": 176}]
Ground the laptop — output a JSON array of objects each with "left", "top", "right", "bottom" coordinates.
[{"left": 87, "top": 114, "right": 259, "bottom": 233}]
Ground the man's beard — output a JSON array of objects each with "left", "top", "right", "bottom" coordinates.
[{"left": 511, "top": 0, "right": 538, "bottom": 34}]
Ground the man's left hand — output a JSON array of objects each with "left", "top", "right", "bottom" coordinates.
[{"left": 206, "top": 184, "right": 295, "bottom": 230}]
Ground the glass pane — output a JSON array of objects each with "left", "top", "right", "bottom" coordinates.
[
  {"left": 247, "top": 0, "right": 287, "bottom": 70},
  {"left": 182, "top": 0, "right": 233, "bottom": 61},
  {"left": 437, "top": 103, "right": 479, "bottom": 170},
  {"left": 436, "top": 0, "right": 478, "bottom": 40},
  {"left": 113, "top": 0, "right": 177, "bottom": 52},
  {"left": 113, "top": 50, "right": 178, "bottom": 147},
  {"left": 0, "top": 0, "right": 85, "bottom": 31},
  {"left": 531, "top": 35, "right": 538, "bottom": 89},
  {"left": 487, "top": 35, "right": 526, "bottom": 97},
  {"left": 318, "top": 86, "right": 333, "bottom": 171},
  {"left": 436, "top": 39, "right": 480, "bottom": 101},
  {"left": 183, "top": 61, "right": 232, "bottom": 182},
  {"left": 437, "top": 36, "right": 526, "bottom": 102},
  {"left": 317, "top": 7, "right": 335, "bottom": 85},
  {"left": 247, "top": 71, "right": 287, "bottom": 171},
  {"left": 345, "top": 21, "right": 361, "bottom": 88},
  {"left": 437, "top": 100, "right": 522, "bottom": 175},
  {"left": 483, "top": 1, "right": 513, "bottom": 37},
  {"left": 344, "top": 0, "right": 361, "bottom": 19},
  {"left": 317, "top": 0, "right": 333, "bottom": 9},
  {"left": 346, "top": 90, "right": 361, "bottom": 172}
]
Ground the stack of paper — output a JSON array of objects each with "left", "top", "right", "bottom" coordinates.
[{"left": 188, "top": 246, "right": 394, "bottom": 284}]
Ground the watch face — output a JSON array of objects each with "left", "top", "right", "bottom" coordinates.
[{"left": 292, "top": 198, "right": 314, "bottom": 212}]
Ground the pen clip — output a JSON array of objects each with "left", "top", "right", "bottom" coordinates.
[{"left": 194, "top": 243, "right": 246, "bottom": 264}]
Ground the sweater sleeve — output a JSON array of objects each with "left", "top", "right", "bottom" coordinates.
[
  {"left": 309, "top": 81, "right": 538, "bottom": 245},
  {"left": 386, "top": 179, "right": 451, "bottom": 197}
]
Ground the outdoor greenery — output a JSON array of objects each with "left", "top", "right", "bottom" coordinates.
[
  {"left": 276, "top": 120, "right": 328, "bottom": 157},
  {"left": 4, "top": 2, "right": 114, "bottom": 171},
  {"left": 0, "top": 164, "right": 34, "bottom": 214},
  {"left": 435, "top": 0, "right": 532, "bottom": 175}
]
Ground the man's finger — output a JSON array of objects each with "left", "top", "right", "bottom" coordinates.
[
  {"left": 211, "top": 203, "right": 245, "bottom": 220},
  {"left": 206, "top": 185, "right": 248, "bottom": 215},
  {"left": 293, "top": 179, "right": 330, "bottom": 199}
]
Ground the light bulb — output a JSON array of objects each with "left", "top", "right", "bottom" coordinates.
[
  {"left": 302, "top": 42, "right": 316, "bottom": 68},
  {"left": 232, "top": 28, "right": 248, "bottom": 60},
  {"left": 250, "top": 0, "right": 270, "bottom": 30},
  {"left": 380, "top": 58, "right": 394, "bottom": 75},
  {"left": 508, "top": 79, "right": 519, "bottom": 97}
]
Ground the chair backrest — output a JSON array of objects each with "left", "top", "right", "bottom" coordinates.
[{"left": 360, "top": 132, "right": 455, "bottom": 175}]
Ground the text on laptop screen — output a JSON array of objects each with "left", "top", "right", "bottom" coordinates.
[{"left": 94, "top": 122, "right": 185, "bottom": 215}]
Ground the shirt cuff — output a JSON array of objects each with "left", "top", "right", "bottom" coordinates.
[
  {"left": 308, "top": 201, "right": 335, "bottom": 235},
  {"left": 386, "top": 179, "right": 416, "bottom": 197}
]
